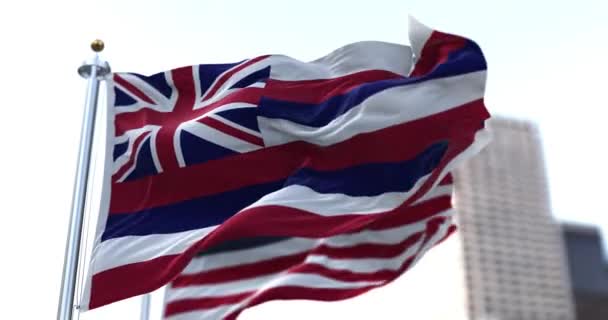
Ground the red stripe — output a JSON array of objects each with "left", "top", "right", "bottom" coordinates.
[
  {"left": 410, "top": 31, "right": 468, "bottom": 77},
  {"left": 114, "top": 74, "right": 156, "bottom": 105},
  {"left": 264, "top": 69, "right": 403, "bottom": 104},
  {"left": 164, "top": 292, "right": 253, "bottom": 317},
  {"left": 202, "top": 55, "right": 270, "bottom": 101},
  {"left": 89, "top": 254, "right": 181, "bottom": 309},
  {"left": 198, "top": 116, "right": 264, "bottom": 146},
  {"left": 110, "top": 100, "right": 488, "bottom": 214},
  {"left": 111, "top": 131, "right": 151, "bottom": 182}
]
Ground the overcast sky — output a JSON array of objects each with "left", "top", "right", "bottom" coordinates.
[{"left": 1, "top": 0, "right": 606, "bottom": 319}]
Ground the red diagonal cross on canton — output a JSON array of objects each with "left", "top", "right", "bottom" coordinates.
[{"left": 113, "top": 60, "right": 266, "bottom": 175}]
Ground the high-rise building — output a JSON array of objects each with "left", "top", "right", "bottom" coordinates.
[
  {"left": 453, "top": 117, "right": 576, "bottom": 320},
  {"left": 562, "top": 223, "right": 608, "bottom": 319}
]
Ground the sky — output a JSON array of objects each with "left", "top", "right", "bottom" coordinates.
[{"left": 0, "top": 0, "right": 607, "bottom": 319}]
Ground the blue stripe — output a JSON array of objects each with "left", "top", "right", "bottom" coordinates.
[
  {"left": 259, "top": 41, "right": 485, "bottom": 127},
  {"left": 102, "top": 180, "right": 285, "bottom": 241},
  {"left": 102, "top": 141, "right": 447, "bottom": 240},
  {"left": 286, "top": 141, "right": 448, "bottom": 196}
]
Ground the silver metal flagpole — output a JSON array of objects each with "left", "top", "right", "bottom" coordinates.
[
  {"left": 57, "top": 40, "right": 111, "bottom": 320},
  {"left": 140, "top": 294, "right": 151, "bottom": 320}
]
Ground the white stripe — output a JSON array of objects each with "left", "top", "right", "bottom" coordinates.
[
  {"left": 166, "top": 272, "right": 381, "bottom": 302},
  {"left": 181, "top": 120, "right": 261, "bottom": 153},
  {"left": 258, "top": 71, "right": 486, "bottom": 147},
  {"left": 408, "top": 16, "right": 434, "bottom": 63},
  {"left": 88, "top": 227, "right": 216, "bottom": 274},
  {"left": 193, "top": 65, "right": 202, "bottom": 103},
  {"left": 174, "top": 126, "right": 187, "bottom": 168},
  {"left": 269, "top": 42, "right": 413, "bottom": 81}
]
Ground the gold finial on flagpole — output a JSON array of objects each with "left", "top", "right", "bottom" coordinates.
[{"left": 91, "top": 39, "right": 104, "bottom": 52}]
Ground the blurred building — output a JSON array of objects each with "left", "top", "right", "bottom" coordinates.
[
  {"left": 453, "top": 117, "right": 576, "bottom": 320},
  {"left": 562, "top": 223, "right": 608, "bottom": 319}
]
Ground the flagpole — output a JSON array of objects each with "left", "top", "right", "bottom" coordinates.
[
  {"left": 140, "top": 294, "right": 151, "bottom": 320},
  {"left": 57, "top": 40, "right": 110, "bottom": 320}
]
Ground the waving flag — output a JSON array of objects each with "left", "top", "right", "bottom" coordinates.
[{"left": 81, "top": 18, "right": 491, "bottom": 314}]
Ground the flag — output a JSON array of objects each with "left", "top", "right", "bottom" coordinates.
[{"left": 81, "top": 17, "right": 491, "bottom": 313}]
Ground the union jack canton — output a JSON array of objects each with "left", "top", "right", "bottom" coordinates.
[{"left": 111, "top": 56, "right": 271, "bottom": 182}]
